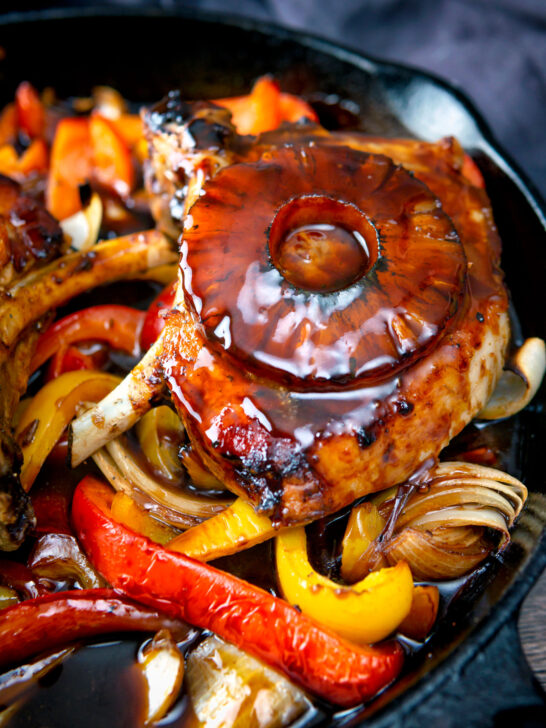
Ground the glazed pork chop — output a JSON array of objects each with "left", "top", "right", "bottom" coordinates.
[{"left": 137, "top": 96, "right": 509, "bottom": 524}]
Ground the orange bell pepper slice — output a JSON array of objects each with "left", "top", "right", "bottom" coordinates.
[
  {"left": 109, "top": 114, "right": 144, "bottom": 148},
  {"left": 279, "top": 92, "right": 318, "bottom": 123},
  {"left": 216, "top": 76, "right": 281, "bottom": 135},
  {"left": 398, "top": 585, "right": 440, "bottom": 641},
  {"left": 216, "top": 76, "right": 317, "bottom": 135},
  {"left": 0, "top": 138, "right": 49, "bottom": 178},
  {"left": 15, "top": 81, "right": 45, "bottom": 139},
  {"left": 0, "top": 144, "right": 18, "bottom": 176},
  {"left": 18, "top": 138, "right": 49, "bottom": 175},
  {"left": 72, "top": 476, "right": 404, "bottom": 707},
  {"left": 462, "top": 153, "right": 485, "bottom": 188},
  {"left": 0, "top": 103, "right": 16, "bottom": 146},
  {"left": 46, "top": 117, "right": 92, "bottom": 220},
  {"left": 90, "top": 114, "right": 134, "bottom": 197}
]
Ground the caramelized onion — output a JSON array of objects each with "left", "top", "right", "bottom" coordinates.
[
  {"left": 28, "top": 533, "right": 106, "bottom": 590},
  {"left": 379, "top": 462, "right": 527, "bottom": 579},
  {"left": 135, "top": 406, "right": 185, "bottom": 483},
  {"left": 60, "top": 192, "right": 103, "bottom": 252},
  {"left": 478, "top": 337, "right": 546, "bottom": 419},
  {"left": 0, "top": 647, "right": 75, "bottom": 722},
  {"left": 92, "top": 435, "right": 232, "bottom": 529},
  {"left": 186, "top": 635, "right": 309, "bottom": 728},
  {"left": 339, "top": 461, "right": 527, "bottom": 582},
  {"left": 137, "top": 629, "right": 184, "bottom": 725},
  {"left": 384, "top": 528, "right": 491, "bottom": 581}
]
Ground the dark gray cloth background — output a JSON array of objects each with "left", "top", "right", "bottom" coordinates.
[{"left": 3, "top": 0, "right": 545, "bottom": 198}]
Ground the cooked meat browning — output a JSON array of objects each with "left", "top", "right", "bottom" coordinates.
[
  {"left": 142, "top": 97, "right": 509, "bottom": 524},
  {"left": 0, "top": 324, "right": 44, "bottom": 550},
  {"left": 135, "top": 97, "right": 509, "bottom": 524},
  {"left": 59, "top": 89, "right": 525, "bottom": 537},
  {"left": 0, "top": 175, "right": 64, "bottom": 287}
]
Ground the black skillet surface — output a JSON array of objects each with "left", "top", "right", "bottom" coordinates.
[{"left": 0, "top": 8, "right": 544, "bottom": 727}]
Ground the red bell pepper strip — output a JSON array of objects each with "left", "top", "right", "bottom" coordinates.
[
  {"left": 72, "top": 476, "right": 404, "bottom": 707},
  {"left": 46, "top": 345, "right": 98, "bottom": 381},
  {"left": 140, "top": 280, "right": 176, "bottom": 350},
  {"left": 0, "top": 588, "right": 187, "bottom": 670},
  {"left": 31, "top": 305, "right": 145, "bottom": 374}
]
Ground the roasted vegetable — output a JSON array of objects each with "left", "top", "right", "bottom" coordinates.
[{"left": 72, "top": 476, "right": 405, "bottom": 707}]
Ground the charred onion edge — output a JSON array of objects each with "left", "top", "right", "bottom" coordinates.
[
  {"left": 92, "top": 435, "right": 232, "bottom": 527},
  {"left": 69, "top": 336, "right": 165, "bottom": 467},
  {"left": 478, "top": 337, "right": 546, "bottom": 419}
]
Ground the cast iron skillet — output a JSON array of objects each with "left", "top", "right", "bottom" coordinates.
[{"left": 0, "top": 7, "right": 544, "bottom": 727}]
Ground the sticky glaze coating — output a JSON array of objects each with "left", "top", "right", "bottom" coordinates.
[
  {"left": 146, "top": 99, "right": 509, "bottom": 524},
  {"left": 181, "top": 144, "right": 466, "bottom": 387},
  {"left": 0, "top": 175, "right": 63, "bottom": 287}
]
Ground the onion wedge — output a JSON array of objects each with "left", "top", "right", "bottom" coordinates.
[
  {"left": 92, "top": 434, "right": 231, "bottom": 528},
  {"left": 478, "top": 337, "right": 546, "bottom": 419},
  {"left": 70, "top": 337, "right": 165, "bottom": 467}
]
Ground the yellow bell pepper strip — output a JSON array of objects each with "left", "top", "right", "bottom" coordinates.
[
  {"left": 72, "top": 476, "right": 405, "bottom": 707},
  {"left": 15, "top": 370, "right": 121, "bottom": 490},
  {"left": 340, "top": 502, "right": 386, "bottom": 583},
  {"left": 135, "top": 405, "right": 184, "bottom": 481},
  {"left": 398, "top": 585, "right": 440, "bottom": 641},
  {"left": 0, "top": 586, "right": 18, "bottom": 610},
  {"left": 110, "top": 492, "right": 179, "bottom": 545},
  {"left": 276, "top": 527, "right": 413, "bottom": 645},
  {"left": 168, "top": 497, "right": 274, "bottom": 561}
]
